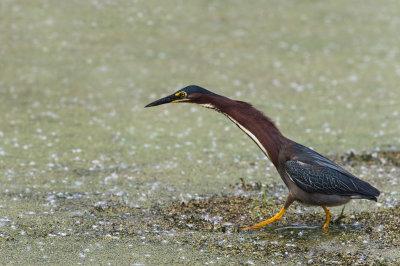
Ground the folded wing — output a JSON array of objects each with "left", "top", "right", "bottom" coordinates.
[{"left": 285, "top": 144, "right": 380, "bottom": 201}]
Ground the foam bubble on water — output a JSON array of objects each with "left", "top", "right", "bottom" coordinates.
[
  {"left": 104, "top": 173, "right": 118, "bottom": 184},
  {"left": 0, "top": 217, "right": 11, "bottom": 227}
]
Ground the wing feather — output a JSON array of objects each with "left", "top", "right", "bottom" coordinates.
[{"left": 285, "top": 143, "right": 380, "bottom": 200}]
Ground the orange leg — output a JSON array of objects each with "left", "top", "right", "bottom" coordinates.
[
  {"left": 242, "top": 195, "right": 294, "bottom": 231},
  {"left": 242, "top": 206, "right": 287, "bottom": 230},
  {"left": 322, "top": 205, "right": 331, "bottom": 230}
]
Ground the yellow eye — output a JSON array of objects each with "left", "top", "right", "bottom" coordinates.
[{"left": 175, "top": 91, "right": 187, "bottom": 98}]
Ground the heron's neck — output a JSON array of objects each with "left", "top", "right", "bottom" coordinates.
[{"left": 204, "top": 98, "right": 285, "bottom": 166}]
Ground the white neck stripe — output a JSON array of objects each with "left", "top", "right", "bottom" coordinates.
[
  {"left": 199, "top": 103, "right": 216, "bottom": 109},
  {"left": 225, "top": 114, "right": 270, "bottom": 160}
]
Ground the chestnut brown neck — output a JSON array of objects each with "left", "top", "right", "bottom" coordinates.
[{"left": 195, "top": 95, "right": 286, "bottom": 166}]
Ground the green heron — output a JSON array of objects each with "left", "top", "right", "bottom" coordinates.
[{"left": 145, "top": 85, "right": 380, "bottom": 230}]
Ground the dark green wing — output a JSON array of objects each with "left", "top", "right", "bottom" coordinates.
[
  {"left": 285, "top": 161, "right": 355, "bottom": 194},
  {"left": 285, "top": 143, "right": 380, "bottom": 200}
]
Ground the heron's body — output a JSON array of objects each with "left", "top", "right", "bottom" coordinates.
[{"left": 145, "top": 85, "right": 380, "bottom": 230}]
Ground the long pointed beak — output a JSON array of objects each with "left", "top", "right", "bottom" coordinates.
[{"left": 145, "top": 94, "right": 176, "bottom": 108}]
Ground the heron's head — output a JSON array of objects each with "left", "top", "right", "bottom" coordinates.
[{"left": 145, "top": 85, "right": 223, "bottom": 108}]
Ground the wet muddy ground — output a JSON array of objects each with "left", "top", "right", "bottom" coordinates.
[{"left": 1, "top": 151, "right": 399, "bottom": 264}]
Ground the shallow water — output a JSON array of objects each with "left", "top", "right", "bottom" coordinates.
[{"left": 1, "top": 0, "right": 400, "bottom": 264}]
